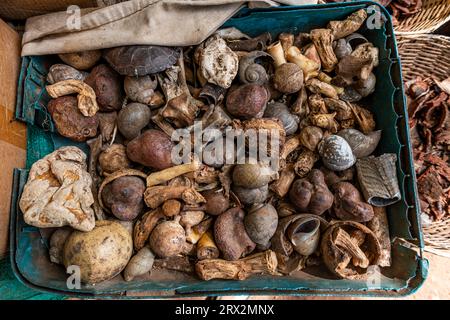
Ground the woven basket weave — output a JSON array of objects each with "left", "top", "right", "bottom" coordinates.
[
  {"left": 394, "top": 0, "right": 450, "bottom": 34},
  {"left": 397, "top": 33, "right": 450, "bottom": 257}
]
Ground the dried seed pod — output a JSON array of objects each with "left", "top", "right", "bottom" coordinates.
[
  {"left": 244, "top": 203, "right": 279, "bottom": 250},
  {"left": 327, "top": 9, "right": 368, "bottom": 40},
  {"left": 309, "top": 113, "right": 339, "bottom": 133},
  {"left": 85, "top": 64, "right": 124, "bottom": 112},
  {"left": 289, "top": 169, "right": 334, "bottom": 215},
  {"left": 351, "top": 42, "right": 379, "bottom": 68},
  {"left": 349, "top": 104, "right": 376, "bottom": 134},
  {"left": 294, "top": 149, "right": 319, "bottom": 178},
  {"left": 273, "top": 63, "right": 304, "bottom": 94},
  {"left": 270, "top": 165, "right": 296, "bottom": 198},
  {"left": 318, "top": 135, "right": 356, "bottom": 171},
  {"left": 226, "top": 84, "right": 269, "bottom": 119},
  {"left": 299, "top": 126, "right": 324, "bottom": 151},
  {"left": 308, "top": 94, "right": 328, "bottom": 114},
  {"left": 334, "top": 55, "right": 373, "bottom": 87},
  {"left": 98, "top": 144, "right": 131, "bottom": 174},
  {"left": 162, "top": 199, "right": 181, "bottom": 217},
  {"left": 47, "top": 96, "right": 99, "bottom": 142},
  {"left": 117, "top": 103, "right": 151, "bottom": 140},
  {"left": 320, "top": 221, "right": 381, "bottom": 280},
  {"left": 264, "top": 102, "right": 299, "bottom": 135},
  {"left": 323, "top": 98, "right": 353, "bottom": 120},
  {"left": 310, "top": 29, "right": 338, "bottom": 72},
  {"left": 286, "top": 46, "right": 320, "bottom": 80},
  {"left": 133, "top": 208, "right": 165, "bottom": 251},
  {"left": 306, "top": 78, "right": 339, "bottom": 99},
  {"left": 238, "top": 51, "right": 271, "bottom": 85}
]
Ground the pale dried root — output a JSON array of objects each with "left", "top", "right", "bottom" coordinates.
[
  {"left": 195, "top": 250, "right": 278, "bottom": 280},
  {"left": 144, "top": 186, "right": 206, "bottom": 209},
  {"left": 146, "top": 161, "right": 201, "bottom": 187}
]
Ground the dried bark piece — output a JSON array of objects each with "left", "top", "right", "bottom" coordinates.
[
  {"left": 349, "top": 103, "right": 376, "bottom": 134},
  {"left": 310, "top": 29, "right": 338, "bottom": 72},
  {"left": 46, "top": 79, "right": 99, "bottom": 117},
  {"left": 144, "top": 186, "right": 206, "bottom": 209},
  {"left": 19, "top": 146, "right": 95, "bottom": 232},
  {"left": 195, "top": 250, "right": 278, "bottom": 281},
  {"left": 306, "top": 78, "right": 339, "bottom": 99},
  {"left": 327, "top": 9, "right": 368, "bottom": 40},
  {"left": 87, "top": 136, "right": 105, "bottom": 220},
  {"left": 294, "top": 149, "right": 319, "bottom": 178},
  {"left": 356, "top": 154, "right": 401, "bottom": 206},
  {"left": 270, "top": 164, "right": 296, "bottom": 198},
  {"left": 367, "top": 206, "right": 391, "bottom": 267},
  {"left": 153, "top": 255, "right": 194, "bottom": 273},
  {"left": 133, "top": 208, "right": 165, "bottom": 251}
]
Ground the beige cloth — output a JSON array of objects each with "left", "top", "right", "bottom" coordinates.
[{"left": 21, "top": 0, "right": 317, "bottom": 56}]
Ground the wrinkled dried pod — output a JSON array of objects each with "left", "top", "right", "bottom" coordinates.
[
  {"left": 102, "top": 176, "right": 146, "bottom": 221},
  {"left": 337, "top": 128, "right": 381, "bottom": 158},
  {"left": 117, "top": 103, "right": 151, "bottom": 140},
  {"left": 58, "top": 50, "right": 101, "bottom": 70},
  {"left": 310, "top": 29, "right": 338, "bottom": 72},
  {"left": 273, "top": 63, "right": 304, "bottom": 94},
  {"left": 244, "top": 203, "right": 278, "bottom": 250},
  {"left": 321, "top": 221, "right": 381, "bottom": 280},
  {"left": 333, "top": 182, "right": 374, "bottom": 222},
  {"left": 306, "top": 78, "right": 338, "bottom": 99},
  {"left": 232, "top": 163, "right": 278, "bottom": 189},
  {"left": 286, "top": 216, "right": 321, "bottom": 256},
  {"left": 310, "top": 113, "right": 339, "bottom": 133},
  {"left": 197, "top": 35, "right": 239, "bottom": 88},
  {"left": 19, "top": 146, "right": 95, "bottom": 231},
  {"left": 286, "top": 46, "right": 320, "bottom": 80},
  {"left": 214, "top": 207, "right": 256, "bottom": 261},
  {"left": 149, "top": 218, "right": 186, "bottom": 258},
  {"left": 327, "top": 9, "right": 368, "bottom": 40},
  {"left": 238, "top": 51, "right": 271, "bottom": 85},
  {"left": 294, "top": 149, "right": 319, "bottom": 178},
  {"left": 124, "top": 75, "right": 158, "bottom": 105},
  {"left": 47, "top": 64, "right": 88, "bottom": 84},
  {"left": 289, "top": 169, "right": 334, "bottom": 215},
  {"left": 49, "top": 228, "right": 73, "bottom": 264},
  {"left": 334, "top": 55, "right": 373, "bottom": 87},
  {"left": 349, "top": 104, "right": 376, "bottom": 134},
  {"left": 232, "top": 184, "right": 269, "bottom": 205},
  {"left": 126, "top": 129, "right": 173, "bottom": 170},
  {"left": 264, "top": 102, "right": 299, "bottom": 135},
  {"left": 226, "top": 84, "right": 269, "bottom": 119},
  {"left": 299, "top": 126, "right": 323, "bottom": 151},
  {"left": 98, "top": 144, "right": 131, "bottom": 174},
  {"left": 323, "top": 98, "right": 353, "bottom": 120},
  {"left": 85, "top": 64, "right": 124, "bottom": 112},
  {"left": 318, "top": 135, "right": 356, "bottom": 171},
  {"left": 47, "top": 96, "right": 99, "bottom": 142}
]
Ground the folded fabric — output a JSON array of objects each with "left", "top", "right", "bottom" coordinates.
[{"left": 21, "top": 0, "right": 318, "bottom": 56}]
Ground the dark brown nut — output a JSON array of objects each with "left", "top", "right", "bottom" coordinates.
[
  {"left": 202, "top": 190, "right": 230, "bottom": 216},
  {"left": 289, "top": 169, "right": 334, "bottom": 215},
  {"left": 126, "top": 129, "right": 174, "bottom": 170},
  {"left": 226, "top": 84, "right": 269, "bottom": 119},
  {"left": 85, "top": 64, "right": 124, "bottom": 112},
  {"left": 47, "top": 96, "right": 98, "bottom": 142},
  {"left": 333, "top": 182, "right": 374, "bottom": 222},
  {"left": 214, "top": 207, "right": 256, "bottom": 261},
  {"left": 273, "top": 63, "right": 304, "bottom": 94},
  {"left": 58, "top": 50, "right": 102, "bottom": 70},
  {"left": 149, "top": 220, "right": 186, "bottom": 258},
  {"left": 162, "top": 199, "right": 182, "bottom": 217},
  {"left": 117, "top": 103, "right": 151, "bottom": 140},
  {"left": 102, "top": 176, "right": 145, "bottom": 221},
  {"left": 232, "top": 184, "right": 269, "bottom": 205},
  {"left": 98, "top": 144, "right": 131, "bottom": 174}
]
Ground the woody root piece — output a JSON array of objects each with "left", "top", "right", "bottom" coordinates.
[
  {"left": 195, "top": 250, "right": 278, "bottom": 280},
  {"left": 144, "top": 185, "right": 206, "bottom": 209},
  {"left": 46, "top": 79, "right": 99, "bottom": 117},
  {"left": 146, "top": 161, "right": 201, "bottom": 187}
]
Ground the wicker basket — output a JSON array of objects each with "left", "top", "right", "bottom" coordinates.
[
  {"left": 394, "top": 0, "right": 450, "bottom": 34},
  {"left": 397, "top": 33, "right": 450, "bottom": 257}
]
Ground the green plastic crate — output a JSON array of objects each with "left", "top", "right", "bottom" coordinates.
[{"left": 9, "top": 1, "right": 427, "bottom": 298}]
